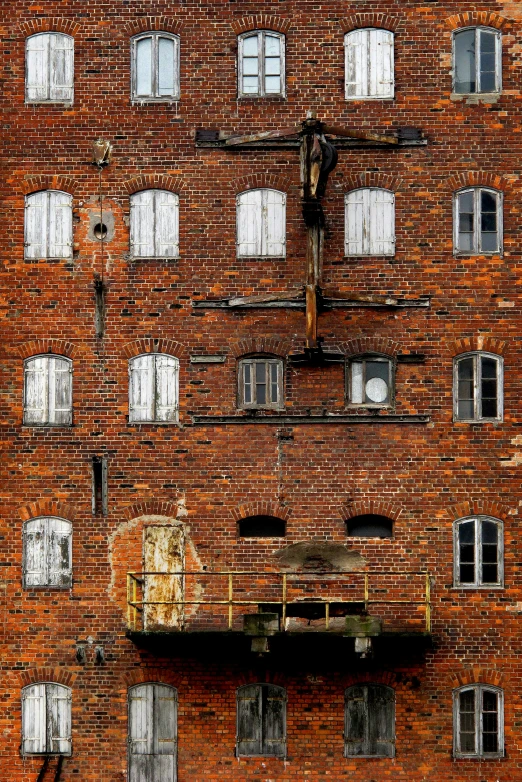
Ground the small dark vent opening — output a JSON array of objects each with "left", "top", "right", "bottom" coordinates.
[
  {"left": 239, "top": 515, "right": 286, "bottom": 538},
  {"left": 346, "top": 514, "right": 393, "bottom": 538}
]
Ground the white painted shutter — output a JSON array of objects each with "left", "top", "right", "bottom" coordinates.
[
  {"left": 26, "top": 34, "right": 48, "bottom": 101},
  {"left": 25, "top": 192, "right": 48, "bottom": 259},
  {"left": 131, "top": 191, "right": 155, "bottom": 257},
  {"left": 49, "top": 34, "right": 74, "bottom": 102},
  {"left": 129, "top": 685, "right": 154, "bottom": 755},
  {"left": 24, "top": 518, "right": 47, "bottom": 586},
  {"left": 368, "top": 189, "right": 395, "bottom": 255},
  {"left": 48, "top": 684, "right": 72, "bottom": 755},
  {"left": 155, "top": 191, "right": 179, "bottom": 257},
  {"left": 345, "top": 30, "right": 367, "bottom": 98},
  {"left": 47, "top": 519, "right": 72, "bottom": 587},
  {"left": 345, "top": 190, "right": 365, "bottom": 255},
  {"left": 24, "top": 356, "right": 48, "bottom": 424},
  {"left": 129, "top": 355, "right": 154, "bottom": 421},
  {"left": 155, "top": 355, "right": 179, "bottom": 422},
  {"left": 370, "top": 29, "right": 394, "bottom": 98},
  {"left": 264, "top": 190, "right": 286, "bottom": 256},
  {"left": 48, "top": 191, "right": 73, "bottom": 258},
  {"left": 237, "top": 190, "right": 263, "bottom": 256},
  {"left": 22, "top": 684, "right": 47, "bottom": 753},
  {"left": 49, "top": 357, "right": 72, "bottom": 425}
]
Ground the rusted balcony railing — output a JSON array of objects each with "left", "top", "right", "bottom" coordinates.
[{"left": 126, "top": 570, "right": 432, "bottom": 635}]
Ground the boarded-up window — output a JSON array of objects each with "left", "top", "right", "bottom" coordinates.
[
  {"left": 453, "top": 28, "right": 501, "bottom": 95},
  {"left": 237, "top": 189, "right": 286, "bottom": 257},
  {"left": 129, "top": 354, "right": 179, "bottom": 423},
  {"left": 129, "top": 684, "right": 178, "bottom": 782},
  {"left": 238, "top": 31, "right": 285, "bottom": 97},
  {"left": 25, "top": 191, "right": 73, "bottom": 259},
  {"left": 345, "top": 188, "right": 395, "bottom": 256},
  {"left": 23, "top": 517, "right": 72, "bottom": 588},
  {"left": 345, "top": 29, "right": 394, "bottom": 99},
  {"left": 237, "top": 684, "right": 286, "bottom": 757},
  {"left": 22, "top": 683, "right": 72, "bottom": 755},
  {"left": 454, "top": 516, "right": 503, "bottom": 587},
  {"left": 132, "top": 32, "right": 180, "bottom": 100},
  {"left": 26, "top": 33, "right": 74, "bottom": 102},
  {"left": 348, "top": 355, "right": 393, "bottom": 406},
  {"left": 23, "top": 355, "right": 72, "bottom": 426},
  {"left": 454, "top": 352, "right": 502, "bottom": 421},
  {"left": 454, "top": 188, "right": 502, "bottom": 255},
  {"left": 130, "top": 190, "right": 179, "bottom": 258},
  {"left": 345, "top": 685, "right": 395, "bottom": 757},
  {"left": 143, "top": 526, "right": 185, "bottom": 631},
  {"left": 453, "top": 685, "right": 503, "bottom": 758},
  {"left": 238, "top": 357, "right": 284, "bottom": 409}
]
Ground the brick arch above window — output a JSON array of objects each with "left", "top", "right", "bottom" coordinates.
[
  {"left": 340, "top": 500, "right": 402, "bottom": 523},
  {"left": 231, "top": 174, "right": 292, "bottom": 196},
  {"left": 446, "top": 336, "right": 507, "bottom": 358},
  {"left": 121, "top": 668, "right": 182, "bottom": 690},
  {"left": 122, "top": 501, "right": 180, "bottom": 523},
  {"left": 18, "top": 501, "right": 76, "bottom": 523},
  {"left": 338, "top": 337, "right": 400, "bottom": 359},
  {"left": 339, "top": 13, "right": 400, "bottom": 34},
  {"left": 19, "top": 18, "right": 80, "bottom": 37},
  {"left": 231, "top": 501, "right": 291, "bottom": 523},
  {"left": 445, "top": 12, "right": 510, "bottom": 33},
  {"left": 450, "top": 667, "right": 505, "bottom": 689},
  {"left": 123, "top": 175, "right": 186, "bottom": 196},
  {"left": 231, "top": 16, "right": 291, "bottom": 36},
  {"left": 343, "top": 172, "right": 401, "bottom": 193},
  {"left": 121, "top": 338, "right": 186, "bottom": 361},
  {"left": 445, "top": 502, "right": 509, "bottom": 524},
  {"left": 230, "top": 337, "right": 291, "bottom": 359},
  {"left": 237, "top": 671, "right": 287, "bottom": 687},
  {"left": 123, "top": 16, "right": 183, "bottom": 37},
  {"left": 446, "top": 172, "right": 512, "bottom": 194},
  {"left": 19, "top": 668, "right": 77, "bottom": 688},
  {"left": 16, "top": 339, "right": 77, "bottom": 361},
  {"left": 20, "top": 175, "right": 80, "bottom": 197},
  {"left": 343, "top": 670, "right": 401, "bottom": 689}
]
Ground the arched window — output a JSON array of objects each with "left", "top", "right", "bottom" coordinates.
[
  {"left": 345, "top": 685, "right": 395, "bottom": 757},
  {"left": 238, "top": 31, "right": 285, "bottom": 97},
  {"left": 453, "top": 28, "right": 501, "bottom": 95},
  {"left": 128, "top": 684, "right": 178, "bottom": 781},
  {"left": 236, "top": 189, "right": 286, "bottom": 257},
  {"left": 347, "top": 355, "right": 394, "bottom": 406},
  {"left": 236, "top": 684, "right": 286, "bottom": 757},
  {"left": 345, "top": 188, "right": 395, "bottom": 256},
  {"left": 454, "top": 187, "right": 502, "bottom": 255},
  {"left": 130, "top": 190, "right": 179, "bottom": 258},
  {"left": 345, "top": 29, "right": 394, "bottom": 99},
  {"left": 239, "top": 515, "right": 286, "bottom": 537},
  {"left": 23, "top": 517, "right": 72, "bottom": 588},
  {"left": 129, "top": 354, "right": 179, "bottom": 422},
  {"left": 23, "top": 355, "right": 72, "bottom": 426},
  {"left": 131, "top": 32, "right": 180, "bottom": 100},
  {"left": 454, "top": 516, "right": 503, "bottom": 587},
  {"left": 346, "top": 515, "right": 393, "bottom": 538},
  {"left": 453, "top": 685, "right": 504, "bottom": 758},
  {"left": 22, "top": 683, "right": 72, "bottom": 755},
  {"left": 26, "top": 33, "right": 74, "bottom": 103},
  {"left": 454, "top": 352, "right": 503, "bottom": 421},
  {"left": 238, "top": 356, "right": 284, "bottom": 410},
  {"left": 24, "top": 191, "right": 73, "bottom": 259}
]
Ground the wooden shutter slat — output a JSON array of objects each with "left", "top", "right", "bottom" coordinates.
[
  {"left": 49, "top": 684, "right": 72, "bottom": 754},
  {"left": 372, "top": 29, "right": 394, "bottom": 97},
  {"left": 155, "top": 191, "right": 179, "bottom": 258},
  {"left": 237, "top": 685, "right": 262, "bottom": 755},
  {"left": 26, "top": 35, "right": 49, "bottom": 101},
  {"left": 264, "top": 190, "right": 285, "bottom": 257},
  {"left": 237, "top": 190, "right": 262, "bottom": 256},
  {"left": 49, "top": 357, "right": 72, "bottom": 425},
  {"left": 345, "top": 685, "right": 367, "bottom": 755},
  {"left": 345, "top": 30, "right": 367, "bottom": 98},
  {"left": 25, "top": 192, "right": 48, "bottom": 259},
  {"left": 24, "top": 518, "right": 47, "bottom": 587},
  {"left": 47, "top": 519, "right": 72, "bottom": 587},
  {"left": 130, "top": 355, "right": 154, "bottom": 421},
  {"left": 24, "top": 356, "right": 48, "bottom": 424},
  {"left": 23, "top": 684, "right": 47, "bottom": 753},
  {"left": 155, "top": 355, "right": 179, "bottom": 421},
  {"left": 368, "top": 189, "right": 394, "bottom": 255},
  {"left": 48, "top": 191, "right": 73, "bottom": 259},
  {"left": 345, "top": 190, "right": 365, "bottom": 255},
  {"left": 263, "top": 686, "right": 286, "bottom": 756},
  {"left": 49, "top": 34, "right": 74, "bottom": 102},
  {"left": 367, "top": 685, "right": 395, "bottom": 757},
  {"left": 154, "top": 685, "right": 178, "bottom": 755},
  {"left": 131, "top": 191, "right": 155, "bottom": 257},
  {"left": 129, "top": 685, "right": 154, "bottom": 755}
]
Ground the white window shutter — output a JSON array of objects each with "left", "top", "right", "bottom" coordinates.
[
  {"left": 24, "top": 356, "right": 48, "bottom": 424},
  {"left": 156, "top": 191, "right": 179, "bottom": 257},
  {"left": 26, "top": 35, "right": 49, "bottom": 101},
  {"left": 129, "top": 685, "right": 154, "bottom": 755},
  {"left": 237, "top": 190, "right": 263, "bottom": 256},
  {"left": 23, "top": 684, "right": 47, "bottom": 753},
  {"left": 48, "top": 191, "right": 73, "bottom": 259},
  {"left": 371, "top": 30, "right": 394, "bottom": 98},
  {"left": 345, "top": 190, "right": 365, "bottom": 255},
  {"left": 369, "top": 189, "right": 395, "bottom": 254},
  {"left": 47, "top": 519, "right": 72, "bottom": 587},
  {"left": 49, "top": 34, "right": 74, "bottom": 102},
  {"left": 48, "top": 684, "right": 72, "bottom": 755},
  {"left": 264, "top": 190, "right": 286, "bottom": 256},
  {"left": 24, "top": 518, "right": 47, "bottom": 587},
  {"left": 49, "top": 357, "right": 72, "bottom": 425},
  {"left": 25, "top": 192, "right": 48, "bottom": 259},
  {"left": 154, "top": 685, "right": 178, "bottom": 755},
  {"left": 131, "top": 191, "right": 155, "bottom": 257},
  {"left": 129, "top": 355, "right": 154, "bottom": 421},
  {"left": 345, "top": 30, "right": 367, "bottom": 98},
  {"left": 155, "top": 355, "right": 179, "bottom": 422}
]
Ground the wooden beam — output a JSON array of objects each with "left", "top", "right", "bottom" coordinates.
[
  {"left": 323, "top": 124, "right": 399, "bottom": 145},
  {"left": 225, "top": 126, "right": 301, "bottom": 146}
]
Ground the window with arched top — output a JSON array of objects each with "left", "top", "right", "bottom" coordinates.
[
  {"left": 238, "top": 515, "right": 286, "bottom": 537},
  {"left": 130, "top": 190, "right": 179, "bottom": 258},
  {"left": 454, "top": 516, "right": 503, "bottom": 588},
  {"left": 238, "top": 31, "right": 285, "bottom": 97},
  {"left": 453, "top": 684, "right": 504, "bottom": 758},
  {"left": 238, "top": 356, "right": 284, "bottom": 410},
  {"left": 23, "top": 355, "right": 72, "bottom": 426},
  {"left": 129, "top": 354, "right": 179, "bottom": 422},
  {"left": 236, "top": 684, "right": 286, "bottom": 757},
  {"left": 131, "top": 32, "right": 180, "bottom": 100},
  {"left": 345, "top": 188, "right": 395, "bottom": 256},
  {"left": 454, "top": 187, "right": 502, "bottom": 255},
  {"left": 453, "top": 28, "right": 501, "bottom": 95},
  {"left": 26, "top": 33, "right": 74, "bottom": 103},
  {"left": 23, "top": 517, "right": 72, "bottom": 588},
  {"left": 345, "top": 684, "right": 395, "bottom": 757},
  {"left": 24, "top": 191, "right": 73, "bottom": 259},
  {"left": 345, "top": 29, "right": 394, "bottom": 100},
  {"left": 22, "top": 683, "right": 72, "bottom": 755},
  {"left": 236, "top": 189, "right": 286, "bottom": 257},
  {"left": 128, "top": 683, "right": 178, "bottom": 781},
  {"left": 346, "top": 515, "right": 393, "bottom": 538},
  {"left": 453, "top": 352, "right": 503, "bottom": 421},
  {"left": 347, "top": 354, "right": 394, "bottom": 407}
]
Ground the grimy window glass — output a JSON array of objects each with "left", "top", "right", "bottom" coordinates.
[
  {"left": 454, "top": 352, "right": 501, "bottom": 421},
  {"left": 454, "top": 685, "right": 503, "bottom": 758},
  {"left": 454, "top": 28, "right": 501, "bottom": 94},
  {"left": 455, "top": 188, "right": 501, "bottom": 254},
  {"left": 133, "top": 33, "right": 180, "bottom": 100},
  {"left": 455, "top": 516, "right": 502, "bottom": 587},
  {"left": 239, "top": 32, "right": 284, "bottom": 97},
  {"left": 239, "top": 358, "right": 283, "bottom": 409},
  {"left": 349, "top": 356, "right": 392, "bottom": 406}
]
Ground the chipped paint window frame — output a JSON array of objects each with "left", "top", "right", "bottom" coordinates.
[
  {"left": 454, "top": 187, "right": 503, "bottom": 256},
  {"left": 238, "top": 357, "right": 284, "bottom": 411},
  {"left": 344, "top": 188, "right": 395, "bottom": 257},
  {"left": 346, "top": 354, "right": 395, "bottom": 408},
  {"left": 453, "top": 516, "right": 504, "bottom": 589},
  {"left": 344, "top": 28, "right": 395, "bottom": 101},
  {"left": 131, "top": 32, "right": 180, "bottom": 102},
  {"left": 24, "top": 190, "right": 74, "bottom": 260},
  {"left": 238, "top": 31, "right": 286, "bottom": 99},
  {"left": 453, "top": 352, "right": 503, "bottom": 422},
  {"left": 453, "top": 685, "right": 504, "bottom": 758},
  {"left": 452, "top": 27, "right": 502, "bottom": 96}
]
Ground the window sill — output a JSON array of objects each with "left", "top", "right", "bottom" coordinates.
[
  {"left": 237, "top": 95, "right": 286, "bottom": 101},
  {"left": 131, "top": 97, "right": 181, "bottom": 104},
  {"left": 453, "top": 418, "right": 503, "bottom": 424},
  {"left": 22, "top": 424, "right": 73, "bottom": 429},
  {"left": 453, "top": 754, "right": 504, "bottom": 761},
  {"left": 450, "top": 91, "right": 502, "bottom": 105},
  {"left": 129, "top": 256, "right": 180, "bottom": 262},
  {"left": 344, "top": 254, "right": 395, "bottom": 260},
  {"left": 236, "top": 256, "right": 286, "bottom": 261},
  {"left": 347, "top": 405, "right": 394, "bottom": 411},
  {"left": 454, "top": 252, "right": 502, "bottom": 258},
  {"left": 451, "top": 585, "right": 504, "bottom": 590},
  {"left": 345, "top": 96, "right": 394, "bottom": 102},
  {"left": 127, "top": 421, "right": 181, "bottom": 426},
  {"left": 25, "top": 101, "right": 73, "bottom": 107}
]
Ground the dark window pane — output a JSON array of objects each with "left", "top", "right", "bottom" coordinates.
[
  {"left": 460, "top": 564, "right": 475, "bottom": 583},
  {"left": 483, "top": 731, "right": 498, "bottom": 753},
  {"left": 481, "top": 397, "right": 498, "bottom": 418},
  {"left": 480, "top": 71, "right": 496, "bottom": 92},
  {"left": 459, "top": 213, "right": 474, "bottom": 233},
  {"left": 481, "top": 231, "right": 499, "bottom": 252},
  {"left": 481, "top": 213, "right": 497, "bottom": 232},
  {"left": 243, "top": 364, "right": 252, "bottom": 404},
  {"left": 483, "top": 690, "right": 498, "bottom": 711},
  {"left": 481, "top": 357, "right": 497, "bottom": 379},
  {"left": 455, "top": 30, "right": 476, "bottom": 93},
  {"left": 459, "top": 521, "right": 475, "bottom": 545},
  {"left": 482, "top": 520, "right": 498, "bottom": 544},
  {"left": 459, "top": 191, "right": 474, "bottom": 213},
  {"left": 255, "top": 362, "right": 267, "bottom": 404},
  {"left": 481, "top": 191, "right": 497, "bottom": 212},
  {"left": 458, "top": 400, "right": 474, "bottom": 419},
  {"left": 482, "top": 564, "right": 498, "bottom": 584},
  {"left": 480, "top": 30, "right": 496, "bottom": 53}
]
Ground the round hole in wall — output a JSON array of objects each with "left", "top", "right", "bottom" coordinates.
[{"left": 93, "top": 223, "right": 108, "bottom": 240}]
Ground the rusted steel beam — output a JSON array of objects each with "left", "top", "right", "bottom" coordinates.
[
  {"left": 323, "top": 124, "right": 399, "bottom": 145},
  {"left": 225, "top": 125, "right": 301, "bottom": 146}
]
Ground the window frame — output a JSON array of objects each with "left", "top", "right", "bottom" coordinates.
[
  {"left": 344, "top": 684, "right": 396, "bottom": 758},
  {"left": 236, "top": 683, "right": 287, "bottom": 757},
  {"left": 131, "top": 32, "right": 180, "bottom": 102},
  {"left": 453, "top": 516, "right": 504, "bottom": 589},
  {"left": 23, "top": 354, "right": 73, "bottom": 427},
  {"left": 344, "top": 28, "right": 395, "bottom": 100},
  {"left": 25, "top": 32, "right": 74, "bottom": 104},
  {"left": 24, "top": 190, "right": 73, "bottom": 260},
  {"left": 344, "top": 187, "right": 395, "bottom": 256},
  {"left": 22, "top": 682, "right": 72, "bottom": 756},
  {"left": 238, "top": 30, "right": 286, "bottom": 99},
  {"left": 453, "top": 352, "right": 503, "bottom": 422},
  {"left": 453, "top": 187, "right": 503, "bottom": 256},
  {"left": 453, "top": 684, "right": 504, "bottom": 759},
  {"left": 129, "top": 189, "right": 180, "bottom": 259},
  {"left": 346, "top": 354, "right": 395, "bottom": 408},
  {"left": 452, "top": 27, "right": 502, "bottom": 96},
  {"left": 128, "top": 353, "right": 180, "bottom": 424},
  {"left": 238, "top": 357, "right": 284, "bottom": 411},
  {"left": 22, "top": 516, "right": 73, "bottom": 589}
]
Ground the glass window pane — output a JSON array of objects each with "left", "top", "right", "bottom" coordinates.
[
  {"left": 482, "top": 563, "right": 498, "bottom": 583},
  {"left": 481, "top": 520, "right": 498, "bottom": 544},
  {"left": 481, "top": 191, "right": 497, "bottom": 212},
  {"left": 459, "top": 520, "right": 475, "bottom": 545},
  {"left": 481, "top": 231, "right": 499, "bottom": 253},
  {"left": 255, "top": 362, "right": 267, "bottom": 405},
  {"left": 243, "top": 57, "right": 259, "bottom": 76},
  {"left": 460, "top": 563, "right": 475, "bottom": 583},
  {"left": 455, "top": 30, "right": 476, "bottom": 93},
  {"left": 242, "top": 76, "right": 259, "bottom": 93},
  {"left": 270, "top": 363, "right": 279, "bottom": 404},
  {"left": 459, "top": 191, "right": 474, "bottom": 213},
  {"left": 136, "top": 38, "right": 153, "bottom": 96},
  {"left": 243, "top": 363, "right": 252, "bottom": 404},
  {"left": 458, "top": 232, "right": 473, "bottom": 252},
  {"left": 481, "top": 212, "right": 497, "bottom": 233},
  {"left": 481, "top": 357, "right": 497, "bottom": 379},
  {"left": 158, "top": 37, "right": 175, "bottom": 96},
  {"left": 265, "top": 35, "right": 280, "bottom": 57},
  {"left": 481, "top": 397, "right": 497, "bottom": 417},
  {"left": 459, "top": 213, "right": 474, "bottom": 233},
  {"left": 265, "top": 76, "right": 281, "bottom": 93},
  {"left": 243, "top": 36, "right": 259, "bottom": 56},
  {"left": 351, "top": 362, "right": 363, "bottom": 404},
  {"left": 365, "top": 361, "right": 390, "bottom": 404},
  {"left": 265, "top": 57, "right": 281, "bottom": 76},
  {"left": 458, "top": 400, "right": 474, "bottom": 419}
]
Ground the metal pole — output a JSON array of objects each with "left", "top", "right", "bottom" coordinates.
[
  {"left": 282, "top": 574, "right": 287, "bottom": 629},
  {"left": 228, "top": 573, "right": 233, "bottom": 630},
  {"left": 425, "top": 573, "right": 431, "bottom": 633}
]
